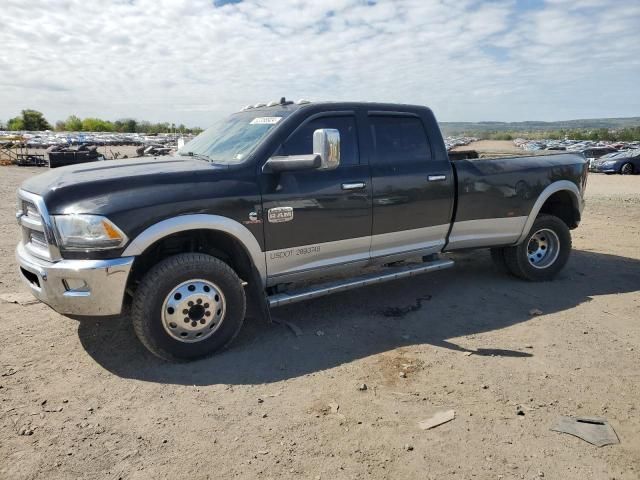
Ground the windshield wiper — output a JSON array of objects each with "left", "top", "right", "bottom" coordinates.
[{"left": 179, "top": 151, "right": 211, "bottom": 162}]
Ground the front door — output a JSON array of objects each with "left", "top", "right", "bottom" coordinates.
[
  {"left": 260, "top": 112, "right": 372, "bottom": 283},
  {"left": 367, "top": 112, "right": 454, "bottom": 260}
]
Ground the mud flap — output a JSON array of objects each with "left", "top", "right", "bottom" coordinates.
[{"left": 246, "top": 265, "right": 272, "bottom": 323}]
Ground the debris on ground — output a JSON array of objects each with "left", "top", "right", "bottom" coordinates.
[
  {"left": 529, "top": 308, "right": 544, "bottom": 316},
  {"left": 358, "top": 384, "right": 368, "bottom": 391},
  {"left": 405, "top": 444, "right": 414, "bottom": 451},
  {"left": 382, "top": 295, "right": 432, "bottom": 318},
  {"left": 18, "top": 426, "right": 34, "bottom": 436},
  {"left": 550, "top": 416, "right": 620, "bottom": 447},
  {"left": 284, "top": 321, "right": 303, "bottom": 337},
  {"left": 418, "top": 409, "right": 456, "bottom": 430},
  {"left": 316, "top": 330, "right": 325, "bottom": 336},
  {"left": 273, "top": 319, "right": 304, "bottom": 337},
  {"left": 328, "top": 402, "right": 339, "bottom": 414},
  {"left": 0, "top": 292, "right": 39, "bottom": 306},
  {"left": 399, "top": 371, "right": 407, "bottom": 378}
]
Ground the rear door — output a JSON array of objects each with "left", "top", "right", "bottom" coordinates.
[
  {"left": 367, "top": 112, "right": 454, "bottom": 260},
  {"left": 260, "top": 112, "right": 372, "bottom": 282}
]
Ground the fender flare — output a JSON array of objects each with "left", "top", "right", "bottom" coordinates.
[
  {"left": 516, "top": 180, "right": 583, "bottom": 244},
  {"left": 121, "top": 214, "right": 266, "bottom": 285}
]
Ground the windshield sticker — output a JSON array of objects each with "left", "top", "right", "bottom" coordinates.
[{"left": 250, "top": 117, "right": 282, "bottom": 125}]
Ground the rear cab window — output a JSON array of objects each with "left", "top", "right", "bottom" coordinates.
[{"left": 369, "top": 115, "right": 431, "bottom": 165}]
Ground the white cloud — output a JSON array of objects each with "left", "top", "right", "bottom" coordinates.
[{"left": 0, "top": 0, "right": 638, "bottom": 126}]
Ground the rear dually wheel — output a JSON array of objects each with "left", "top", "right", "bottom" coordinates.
[{"left": 503, "top": 214, "right": 571, "bottom": 281}]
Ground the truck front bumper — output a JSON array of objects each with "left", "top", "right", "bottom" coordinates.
[{"left": 16, "top": 242, "right": 134, "bottom": 316}]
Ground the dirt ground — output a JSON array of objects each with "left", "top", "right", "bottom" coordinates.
[{"left": 0, "top": 166, "right": 639, "bottom": 480}]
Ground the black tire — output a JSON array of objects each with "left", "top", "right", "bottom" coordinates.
[
  {"left": 131, "top": 253, "right": 246, "bottom": 361},
  {"left": 490, "top": 247, "right": 508, "bottom": 273},
  {"left": 503, "top": 214, "right": 571, "bottom": 281},
  {"left": 621, "top": 162, "right": 634, "bottom": 175}
]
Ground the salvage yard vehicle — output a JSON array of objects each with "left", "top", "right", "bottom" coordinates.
[
  {"left": 589, "top": 149, "right": 640, "bottom": 175},
  {"left": 581, "top": 146, "right": 617, "bottom": 167},
  {"left": 15, "top": 100, "right": 588, "bottom": 361}
]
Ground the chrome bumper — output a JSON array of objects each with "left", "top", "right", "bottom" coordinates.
[{"left": 16, "top": 242, "right": 134, "bottom": 316}]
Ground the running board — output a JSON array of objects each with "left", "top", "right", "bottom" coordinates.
[{"left": 268, "top": 258, "right": 454, "bottom": 308}]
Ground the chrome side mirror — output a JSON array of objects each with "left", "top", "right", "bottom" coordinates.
[{"left": 313, "top": 129, "right": 340, "bottom": 170}]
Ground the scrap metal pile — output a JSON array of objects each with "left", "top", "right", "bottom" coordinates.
[{"left": 47, "top": 144, "right": 104, "bottom": 168}]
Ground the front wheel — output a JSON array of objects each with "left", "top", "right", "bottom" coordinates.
[
  {"left": 503, "top": 214, "right": 571, "bottom": 281},
  {"left": 131, "top": 253, "right": 246, "bottom": 361}
]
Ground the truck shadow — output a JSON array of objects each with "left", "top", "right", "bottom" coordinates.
[{"left": 77, "top": 249, "right": 640, "bottom": 385}]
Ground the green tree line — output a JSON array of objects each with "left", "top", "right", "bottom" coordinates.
[
  {"left": 2, "top": 109, "right": 203, "bottom": 134},
  {"left": 465, "top": 126, "right": 640, "bottom": 142}
]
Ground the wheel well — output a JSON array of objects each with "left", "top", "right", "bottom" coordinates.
[
  {"left": 538, "top": 190, "right": 580, "bottom": 229},
  {"left": 127, "top": 229, "right": 255, "bottom": 292}
]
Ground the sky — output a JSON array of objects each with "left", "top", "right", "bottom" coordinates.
[{"left": 1, "top": 0, "right": 639, "bottom": 127}]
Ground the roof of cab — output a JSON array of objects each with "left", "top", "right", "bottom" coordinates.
[{"left": 239, "top": 99, "right": 432, "bottom": 113}]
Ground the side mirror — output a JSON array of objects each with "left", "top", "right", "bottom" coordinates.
[{"left": 313, "top": 128, "right": 340, "bottom": 170}]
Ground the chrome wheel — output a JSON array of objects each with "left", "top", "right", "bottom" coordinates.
[
  {"left": 527, "top": 228, "right": 560, "bottom": 269},
  {"left": 161, "top": 279, "right": 226, "bottom": 343},
  {"left": 621, "top": 163, "right": 633, "bottom": 175}
]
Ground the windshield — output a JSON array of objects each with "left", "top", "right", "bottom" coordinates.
[{"left": 178, "top": 110, "right": 289, "bottom": 164}]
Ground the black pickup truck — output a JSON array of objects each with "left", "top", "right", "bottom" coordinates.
[{"left": 15, "top": 100, "right": 588, "bottom": 361}]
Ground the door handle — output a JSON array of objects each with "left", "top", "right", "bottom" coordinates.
[
  {"left": 428, "top": 175, "right": 447, "bottom": 182},
  {"left": 342, "top": 182, "right": 366, "bottom": 190}
]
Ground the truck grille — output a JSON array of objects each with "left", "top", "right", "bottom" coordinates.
[{"left": 17, "top": 191, "right": 60, "bottom": 261}]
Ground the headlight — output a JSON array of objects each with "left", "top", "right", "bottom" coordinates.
[{"left": 52, "top": 215, "right": 128, "bottom": 250}]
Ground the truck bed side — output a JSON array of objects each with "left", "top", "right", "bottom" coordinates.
[{"left": 446, "top": 153, "right": 587, "bottom": 250}]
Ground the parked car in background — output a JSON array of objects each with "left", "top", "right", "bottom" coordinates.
[
  {"left": 581, "top": 147, "right": 618, "bottom": 169},
  {"left": 590, "top": 149, "right": 640, "bottom": 174}
]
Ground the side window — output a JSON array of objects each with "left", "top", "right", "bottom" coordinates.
[
  {"left": 280, "top": 115, "right": 359, "bottom": 166},
  {"left": 369, "top": 115, "right": 430, "bottom": 165}
]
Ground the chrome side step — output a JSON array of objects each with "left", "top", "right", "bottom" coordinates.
[{"left": 268, "top": 258, "right": 454, "bottom": 308}]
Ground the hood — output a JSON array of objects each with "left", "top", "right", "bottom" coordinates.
[
  {"left": 21, "top": 157, "right": 222, "bottom": 196},
  {"left": 19, "top": 156, "right": 241, "bottom": 217}
]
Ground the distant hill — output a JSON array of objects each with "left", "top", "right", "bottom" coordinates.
[{"left": 439, "top": 117, "right": 640, "bottom": 136}]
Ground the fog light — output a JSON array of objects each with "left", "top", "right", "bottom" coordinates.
[{"left": 63, "top": 278, "right": 89, "bottom": 292}]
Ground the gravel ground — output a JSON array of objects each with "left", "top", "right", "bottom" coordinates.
[{"left": 0, "top": 166, "right": 639, "bottom": 480}]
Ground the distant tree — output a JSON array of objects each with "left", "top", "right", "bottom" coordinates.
[
  {"left": 123, "top": 119, "right": 137, "bottom": 133},
  {"left": 81, "top": 117, "right": 114, "bottom": 132},
  {"left": 64, "top": 115, "right": 83, "bottom": 131},
  {"left": 20, "top": 109, "right": 51, "bottom": 131},
  {"left": 7, "top": 117, "right": 25, "bottom": 131}
]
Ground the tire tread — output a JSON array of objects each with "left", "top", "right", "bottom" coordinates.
[
  {"left": 131, "top": 253, "right": 246, "bottom": 362},
  {"left": 503, "top": 214, "right": 572, "bottom": 282}
]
